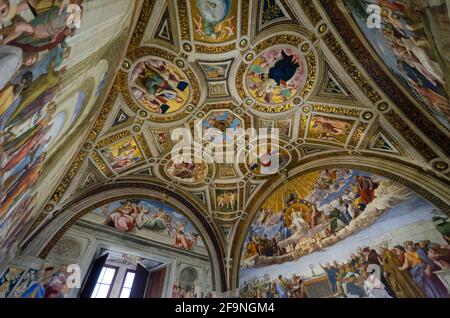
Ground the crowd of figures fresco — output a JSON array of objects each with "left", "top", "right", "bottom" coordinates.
[
  {"left": 0, "top": 264, "right": 73, "bottom": 298},
  {"left": 91, "top": 199, "right": 203, "bottom": 251},
  {"left": 0, "top": 0, "right": 85, "bottom": 263},
  {"left": 172, "top": 285, "right": 213, "bottom": 299},
  {"left": 344, "top": 0, "right": 450, "bottom": 129},
  {"left": 240, "top": 169, "right": 450, "bottom": 298}
]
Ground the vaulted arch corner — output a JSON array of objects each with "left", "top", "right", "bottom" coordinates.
[{"left": 0, "top": 0, "right": 449, "bottom": 299}]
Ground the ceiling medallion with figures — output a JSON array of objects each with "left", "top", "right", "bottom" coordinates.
[
  {"left": 237, "top": 35, "right": 317, "bottom": 114},
  {"left": 129, "top": 57, "right": 191, "bottom": 115}
]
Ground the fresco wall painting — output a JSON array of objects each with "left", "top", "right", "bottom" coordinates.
[{"left": 240, "top": 169, "right": 450, "bottom": 298}]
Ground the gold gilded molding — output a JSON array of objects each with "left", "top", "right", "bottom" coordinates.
[
  {"left": 322, "top": 32, "right": 381, "bottom": 103},
  {"left": 132, "top": 46, "right": 176, "bottom": 61},
  {"left": 91, "top": 151, "right": 114, "bottom": 177},
  {"left": 299, "top": 0, "right": 322, "bottom": 26},
  {"left": 136, "top": 133, "right": 152, "bottom": 158},
  {"left": 236, "top": 63, "right": 247, "bottom": 100},
  {"left": 240, "top": 0, "right": 249, "bottom": 36},
  {"left": 126, "top": 0, "right": 156, "bottom": 60},
  {"left": 184, "top": 68, "right": 201, "bottom": 106},
  {"left": 299, "top": 114, "right": 309, "bottom": 138},
  {"left": 95, "top": 130, "right": 131, "bottom": 149},
  {"left": 195, "top": 43, "right": 236, "bottom": 54},
  {"left": 51, "top": 151, "right": 88, "bottom": 203},
  {"left": 254, "top": 103, "right": 294, "bottom": 113},
  {"left": 254, "top": 34, "right": 303, "bottom": 54},
  {"left": 177, "top": 0, "right": 190, "bottom": 40},
  {"left": 312, "top": 104, "right": 361, "bottom": 117},
  {"left": 117, "top": 71, "right": 140, "bottom": 112},
  {"left": 384, "top": 110, "right": 437, "bottom": 161},
  {"left": 300, "top": 51, "right": 316, "bottom": 98},
  {"left": 87, "top": 81, "right": 120, "bottom": 143},
  {"left": 349, "top": 122, "right": 367, "bottom": 148}
]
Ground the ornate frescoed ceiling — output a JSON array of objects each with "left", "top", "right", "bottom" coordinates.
[{"left": 1, "top": 0, "right": 449, "bottom": 295}]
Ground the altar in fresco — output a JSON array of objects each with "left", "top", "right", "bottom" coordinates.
[{"left": 239, "top": 169, "right": 450, "bottom": 298}]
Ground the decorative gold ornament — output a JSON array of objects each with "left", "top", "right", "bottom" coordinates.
[
  {"left": 183, "top": 42, "right": 192, "bottom": 52},
  {"left": 318, "top": 23, "right": 328, "bottom": 34},
  {"left": 122, "top": 60, "right": 131, "bottom": 69},
  {"left": 434, "top": 161, "right": 448, "bottom": 171}
]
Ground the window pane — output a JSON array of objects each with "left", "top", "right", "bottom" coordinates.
[
  {"left": 91, "top": 283, "right": 100, "bottom": 298},
  {"left": 120, "top": 288, "right": 131, "bottom": 298},
  {"left": 123, "top": 273, "right": 135, "bottom": 288},
  {"left": 96, "top": 284, "right": 110, "bottom": 298},
  {"left": 102, "top": 268, "right": 116, "bottom": 284},
  {"left": 97, "top": 268, "right": 106, "bottom": 283}
]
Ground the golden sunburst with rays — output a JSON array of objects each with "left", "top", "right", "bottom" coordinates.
[{"left": 261, "top": 171, "right": 321, "bottom": 215}]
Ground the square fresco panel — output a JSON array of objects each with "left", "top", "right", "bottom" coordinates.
[
  {"left": 307, "top": 115, "right": 354, "bottom": 144},
  {"left": 100, "top": 137, "right": 144, "bottom": 172}
]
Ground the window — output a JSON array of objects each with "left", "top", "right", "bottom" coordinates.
[
  {"left": 91, "top": 266, "right": 117, "bottom": 298},
  {"left": 119, "top": 270, "right": 136, "bottom": 298}
]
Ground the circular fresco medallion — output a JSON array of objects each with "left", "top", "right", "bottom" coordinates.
[
  {"left": 245, "top": 46, "right": 307, "bottom": 106},
  {"left": 246, "top": 145, "right": 290, "bottom": 176},
  {"left": 165, "top": 154, "right": 208, "bottom": 184},
  {"left": 130, "top": 58, "right": 190, "bottom": 114}
]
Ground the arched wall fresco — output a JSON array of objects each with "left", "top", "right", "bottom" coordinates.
[
  {"left": 238, "top": 167, "right": 450, "bottom": 298},
  {"left": 17, "top": 181, "right": 227, "bottom": 293}
]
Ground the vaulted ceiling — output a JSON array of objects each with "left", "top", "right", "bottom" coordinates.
[{"left": 1, "top": 0, "right": 449, "bottom": 289}]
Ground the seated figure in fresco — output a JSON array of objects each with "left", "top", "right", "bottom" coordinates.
[
  {"left": 0, "top": 1, "right": 82, "bottom": 45},
  {"left": 355, "top": 175, "right": 379, "bottom": 206},
  {"left": 144, "top": 208, "right": 168, "bottom": 231},
  {"left": 341, "top": 272, "right": 366, "bottom": 298},
  {"left": 0, "top": 70, "right": 32, "bottom": 118},
  {"left": 280, "top": 220, "right": 292, "bottom": 241},
  {"left": 174, "top": 221, "right": 198, "bottom": 250},
  {"left": 245, "top": 234, "right": 261, "bottom": 259},
  {"left": 290, "top": 208, "right": 309, "bottom": 233},
  {"left": 103, "top": 202, "right": 148, "bottom": 232}
]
